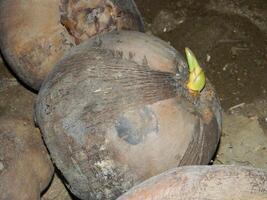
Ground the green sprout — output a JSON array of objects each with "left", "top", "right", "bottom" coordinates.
[{"left": 185, "top": 47, "right": 206, "bottom": 93}]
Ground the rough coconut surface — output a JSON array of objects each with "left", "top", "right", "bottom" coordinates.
[
  {"left": 0, "top": 0, "right": 144, "bottom": 90},
  {"left": 35, "top": 33, "right": 220, "bottom": 199},
  {"left": 117, "top": 165, "right": 267, "bottom": 200},
  {"left": 0, "top": 116, "right": 54, "bottom": 200}
]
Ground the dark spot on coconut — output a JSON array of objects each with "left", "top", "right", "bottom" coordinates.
[
  {"left": 115, "top": 106, "right": 159, "bottom": 145},
  {"left": 44, "top": 104, "right": 51, "bottom": 115}
]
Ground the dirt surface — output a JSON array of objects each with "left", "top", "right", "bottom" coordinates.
[
  {"left": 215, "top": 112, "right": 267, "bottom": 168},
  {"left": 0, "top": 0, "right": 267, "bottom": 199},
  {"left": 42, "top": 174, "right": 72, "bottom": 200},
  {"left": 135, "top": 0, "right": 267, "bottom": 110}
]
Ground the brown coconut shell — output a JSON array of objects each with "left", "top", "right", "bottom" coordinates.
[
  {"left": 117, "top": 165, "right": 267, "bottom": 200},
  {"left": 35, "top": 31, "right": 221, "bottom": 199},
  {"left": 0, "top": 116, "right": 54, "bottom": 200},
  {"left": 0, "top": 0, "right": 144, "bottom": 90}
]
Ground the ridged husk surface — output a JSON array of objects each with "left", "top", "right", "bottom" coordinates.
[
  {"left": 35, "top": 31, "right": 221, "bottom": 199},
  {"left": 118, "top": 165, "right": 267, "bottom": 200},
  {"left": 0, "top": 0, "right": 144, "bottom": 90}
]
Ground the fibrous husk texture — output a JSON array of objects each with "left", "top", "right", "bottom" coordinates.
[
  {"left": 35, "top": 31, "right": 221, "bottom": 199},
  {"left": 0, "top": 0, "right": 144, "bottom": 90}
]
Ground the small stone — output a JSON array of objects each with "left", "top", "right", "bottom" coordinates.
[
  {"left": 223, "top": 64, "right": 228, "bottom": 71},
  {"left": 206, "top": 54, "right": 211, "bottom": 62}
]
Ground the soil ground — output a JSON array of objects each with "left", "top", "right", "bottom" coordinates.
[{"left": 0, "top": 0, "right": 266, "bottom": 199}]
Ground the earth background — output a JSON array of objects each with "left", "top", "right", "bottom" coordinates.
[{"left": 0, "top": 0, "right": 266, "bottom": 199}]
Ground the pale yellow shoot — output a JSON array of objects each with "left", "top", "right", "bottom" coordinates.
[{"left": 185, "top": 47, "right": 206, "bottom": 92}]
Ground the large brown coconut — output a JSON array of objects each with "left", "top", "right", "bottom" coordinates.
[
  {"left": 0, "top": 0, "right": 144, "bottom": 90},
  {"left": 35, "top": 31, "right": 221, "bottom": 199},
  {"left": 117, "top": 165, "right": 267, "bottom": 200},
  {"left": 0, "top": 116, "right": 54, "bottom": 200}
]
